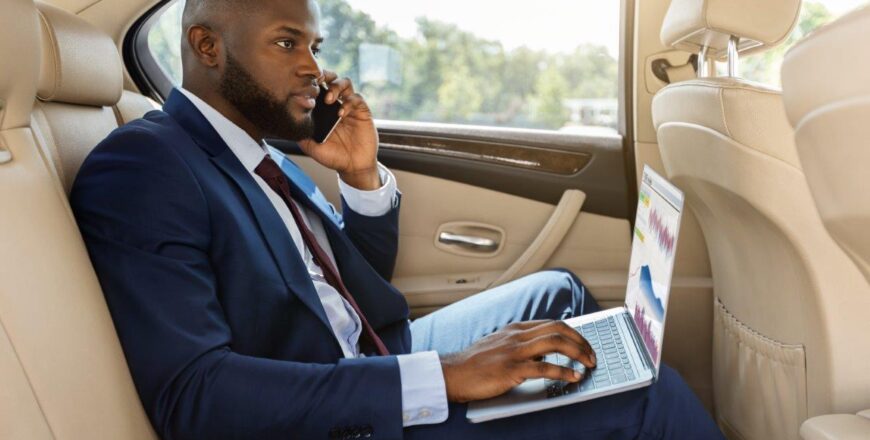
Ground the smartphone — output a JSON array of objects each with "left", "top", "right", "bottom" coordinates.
[{"left": 311, "top": 84, "right": 342, "bottom": 143}]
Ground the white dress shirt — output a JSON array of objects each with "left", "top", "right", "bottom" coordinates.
[{"left": 178, "top": 88, "right": 448, "bottom": 427}]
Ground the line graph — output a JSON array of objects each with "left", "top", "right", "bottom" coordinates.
[{"left": 649, "top": 208, "right": 676, "bottom": 258}]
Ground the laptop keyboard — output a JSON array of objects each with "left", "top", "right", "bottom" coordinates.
[{"left": 546, "top": 316, "right": 638, "bottom": 398}]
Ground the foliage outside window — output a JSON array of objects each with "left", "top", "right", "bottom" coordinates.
[{"left": 147, "top": 0, "right": 621, "bottom": 133}]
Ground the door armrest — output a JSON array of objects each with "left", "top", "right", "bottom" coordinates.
[{"left": 800, "top": 411, "right": 870, "bottom": 440}]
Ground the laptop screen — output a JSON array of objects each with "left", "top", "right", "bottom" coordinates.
[{"left": 624, "top": 166, "right": 684, "bottom": 371}]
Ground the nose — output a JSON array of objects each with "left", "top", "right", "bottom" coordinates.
[{"left": 297, "top": 48, "right": 323, "bottom": 80}]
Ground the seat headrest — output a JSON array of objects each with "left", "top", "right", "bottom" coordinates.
[
  {"left": 661, "top": 0, "right": 801, "bottom": 59},
  {"left": 36, "top": 2, "right": 123, "bottom": 107},
  {"left": 0, "top": 0, "right": 41, "bottom": 130},
  {"left": 782, "top": 5, "right": 870, "bottom": 129}
]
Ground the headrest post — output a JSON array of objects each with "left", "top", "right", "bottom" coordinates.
[
  {"left": 697, "top": 46, "right": 709, "bottom": 78},
  {"left": 727, "top": 36, "right": 740, "bottom": 77}
]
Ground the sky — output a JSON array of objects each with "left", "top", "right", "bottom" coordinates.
[
  {"left": 343, "top": 0, "right": 869, "bottom": 58},
  {"left": 344, "top": 0, "right": 622, "bottom": 57}
]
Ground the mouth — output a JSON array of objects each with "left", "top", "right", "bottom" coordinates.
[{"left": 290, "top": 87, "right": 319, "bottom": 111}]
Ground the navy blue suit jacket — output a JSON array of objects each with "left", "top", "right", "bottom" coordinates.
[{"left": 70, "top": 90, "right": 412, "bottom": 439}]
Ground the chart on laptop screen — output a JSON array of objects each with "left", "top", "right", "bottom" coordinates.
[{"left": 624, "top": 167, "right": 684, "bottom": 367}]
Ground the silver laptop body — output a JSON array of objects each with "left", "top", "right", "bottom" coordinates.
[{"left": 467, "top": 166, "right": 684, "bottom": 423}]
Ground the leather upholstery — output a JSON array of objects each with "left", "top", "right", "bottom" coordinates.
[
  {"left": 781, "top": 5, "right": 870, "bottom": 284},
  {"left": 32, "top": 1, "right": 153, "bottom": 193},
  {"left": 800, "top": 412, "right": 870, "bottom": 440},
  {"left": 0, "top": 0, "right": 158, "bottom": 438},
  {"left": 36, "top": 1, "right": 123, "bottom": 107},
  {"left": 652, "top": 77, "right": 800, "bottom": 167},
  {"left": 0, "top": 0, "right": 40, "bottom": 130},
  {"left": 114, "top": 90, "right": 161, "bottom": 125},
  {"left": 653, "top": 38, "right": 870, "bottom": 440},
  {"left": 660, "top": 0, "right": 801, "bottom": 58}
]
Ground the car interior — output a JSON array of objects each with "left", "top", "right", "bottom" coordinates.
[{"left": 0, "top": 0, "right": 868, "bottom": 438}]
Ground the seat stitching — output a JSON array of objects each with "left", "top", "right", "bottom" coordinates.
[
  {"left": 36, "top": 10, "right": 61, "bottom": 102},
  {"left": 718, "top": 88, "right": 733, "bottom": 138},
  {"left": 660, "top": 80, "right": 782, "bottom": 96},
  {"left": 0, "top": 311, "right": 59, "bottom": 439},
  {"left": 659, "top": 121, "right": 802, "bottom": 172}
]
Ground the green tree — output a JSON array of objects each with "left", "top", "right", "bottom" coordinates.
[
  {"left": 146, "top": 0, "right": 620, "bottom": 129},
  {"left": 532, "top": 64, "right": 570, "bottom": 129},
  {"left": 437, "top": 63, "right": 484, "bottom": 121}
]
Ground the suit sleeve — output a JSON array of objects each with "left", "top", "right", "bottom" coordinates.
[
  {"left": 70, "top": 128, "right": 404, "bottom": 440},
  {"left": 338, "top": 164, "right": 401, "bottom": 281}
]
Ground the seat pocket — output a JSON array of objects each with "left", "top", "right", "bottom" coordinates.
[{"left": 713, "top": 298, "right": 807, "bottom": 440}]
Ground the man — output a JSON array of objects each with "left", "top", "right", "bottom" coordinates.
[{"left": 70, "top": 0, "right": 723, "bottom": 438}]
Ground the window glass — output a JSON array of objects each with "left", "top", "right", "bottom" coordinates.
[
  {"left": 147, "top": 0, "right": 183, "bottom": 85},
  {"left": 146, "top": 0, "right": 621, "bottom": 133},
  {"left": 717, "top": 0, "right": 868, "bottom": 85}
]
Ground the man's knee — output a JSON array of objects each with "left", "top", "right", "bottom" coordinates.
[{"left": 520, "top": 268, "right": 584, "bottom": 319}]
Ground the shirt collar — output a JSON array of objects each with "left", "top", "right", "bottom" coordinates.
[{"left": 177, "top": 87, "right": 268, "bottom": 172}]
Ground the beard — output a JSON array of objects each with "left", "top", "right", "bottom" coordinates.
[{"left": 218, "top": 51, "right": 314, "bottom": 141}]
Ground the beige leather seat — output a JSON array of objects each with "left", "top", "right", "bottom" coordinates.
[
  {"left": 652, "top": 0, "right": 870, "bottom": 439},
  {"left": 781, "top": 10, "right": 870, "bottom": 439},
  {"left": 33, "top": 1, "right": 159, "bottom": 193},
  {"left": 0, "top": 0, "right": 158, "bottom": 438},
  {"left": 782, "top": 5, "right": 870, "bottom": 285}
]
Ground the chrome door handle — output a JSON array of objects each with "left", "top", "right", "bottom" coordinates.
[{"left": 438, "top": 232, "right": 499, "bottom": 252}]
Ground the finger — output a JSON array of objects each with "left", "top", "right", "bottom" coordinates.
[
  {"left": 297, "top": 138, "right": 316, "bottom": 153},
  {"left": 324, "top": 77, "right": 355, "bottom": 104},
  {"left": 519, "top": 321, "right": 592, "bottom": 357},
  {"left": 338, "top": 94, "right": 372, "bottom": 119},
  {"left": 518, "top": 360, "right": 582, "bottom": 383},
  {"left": 517, "top": 333, "right": 596, "bottom": 369},
  {"left": 319, "top": 70, "right": 338, "bottom": 86},
  {"left": 502, "top": 320, "right": 553, "bottom": 332}
]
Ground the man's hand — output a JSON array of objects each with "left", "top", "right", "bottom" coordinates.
[
  {"left": 298, "top": 70, "right": 380, "bottom": 191},
  {"left": 439, "top": 320, "right": 597, "bottom": 403}
]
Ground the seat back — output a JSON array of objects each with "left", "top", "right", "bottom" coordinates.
[
  {"left": 782, "top": 5, "right": 870, "bottom": 284},
  {"left": 0, "top": 1, "right": 157, "bottom": 438},
  {"left": 33, "top": 1, "right": 158, "bottom": 193},
  {"left": 653, "top": 1, "right": 870, "bottom": 439}
]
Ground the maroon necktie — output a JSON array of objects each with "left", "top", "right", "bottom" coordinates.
[{"left": 255, "top": 155, "right": 389, "bottom": 356}]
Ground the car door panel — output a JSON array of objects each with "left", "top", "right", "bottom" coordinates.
[{"left": 279, "top": 129, "right": 634, "bottom": 319}]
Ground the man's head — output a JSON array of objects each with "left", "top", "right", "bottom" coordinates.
[{"left": 181, "top": 0, "right": 324, "bottom": 141}]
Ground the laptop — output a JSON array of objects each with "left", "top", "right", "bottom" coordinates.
[{"left": 466, "top": 166, "right": 685, "bottom": 423}]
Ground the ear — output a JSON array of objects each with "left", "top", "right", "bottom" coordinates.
[{"left": 186, "top": 24, "right": 222, "bottom": 68}]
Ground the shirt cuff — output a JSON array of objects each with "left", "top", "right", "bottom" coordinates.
[
  {"left": 396, "top": 351, "right": 449, "bottom": 427},
  {"left": 337, "top": 162, "right": 399, "bottom": 217}
]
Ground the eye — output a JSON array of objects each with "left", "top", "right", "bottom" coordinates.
[
  {"left": 276, "top": 40, "right": 294, "bottom": 50},
  {"left": 312, "top": 47, "right": 321, "bottom": 58}
]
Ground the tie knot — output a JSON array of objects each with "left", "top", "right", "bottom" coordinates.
[{"left": 255, "top": 155, "right": 285, "bottom": 181}]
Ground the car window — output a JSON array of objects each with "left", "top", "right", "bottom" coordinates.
[
  {"left": 717, "top": 0, "right": 868, "bottom": 85},
  {"left": 146, "top": 0, "right": 621, "bottom": 134}
]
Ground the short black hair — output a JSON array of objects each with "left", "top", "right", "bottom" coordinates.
[{"left": 182, "top": 0, "right": 254, "bottom": 30}]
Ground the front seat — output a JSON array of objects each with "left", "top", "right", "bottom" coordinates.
[
  {"left": 782, "top": 5, "right": 870, "bottom": 285},
  {"left": 0, "top": 0, "right": 156, "bottom": 438},
  {"left": 652, "top": 0, "right": 870, "bottom": 439}
]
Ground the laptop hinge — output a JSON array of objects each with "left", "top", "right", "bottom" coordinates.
[{"left": 622, "top": 309, "right": 657, "bottom": 380}]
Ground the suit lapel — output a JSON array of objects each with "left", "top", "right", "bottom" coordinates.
[{"left": 163, "top": 89, "right": 335, "bottom": 339}]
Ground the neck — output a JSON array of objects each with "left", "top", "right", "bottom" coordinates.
[{"left": 182, "top": 82, "right": 263, "bottom": 141}]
